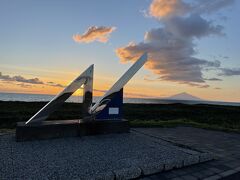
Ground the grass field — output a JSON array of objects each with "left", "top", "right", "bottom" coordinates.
[{"left": 0, "top": 101, "right": 240, "bottom": 132}]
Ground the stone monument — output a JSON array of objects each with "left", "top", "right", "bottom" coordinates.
[{"left": 16, "top": 53, "right": 148, "bottom": 141}]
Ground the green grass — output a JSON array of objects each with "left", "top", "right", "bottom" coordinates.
[{"left": 0, "top": 101, "right": 240, "bottom": 133}]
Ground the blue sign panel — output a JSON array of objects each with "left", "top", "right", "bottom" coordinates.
[{"left": 95, "top": 89, "right": 123, "bottom": 120}]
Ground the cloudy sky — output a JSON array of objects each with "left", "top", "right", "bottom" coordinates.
[{"left": 0, "top": 0, "right": 240, "bottom": 102}]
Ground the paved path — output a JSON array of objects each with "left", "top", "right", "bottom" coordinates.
[{"left": 135, "top": 127, "right": 240, "bottom": 180}]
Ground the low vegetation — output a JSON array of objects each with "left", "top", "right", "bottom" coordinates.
[{"left": 0, "top": 101, "right": 240, "bottom": 132}]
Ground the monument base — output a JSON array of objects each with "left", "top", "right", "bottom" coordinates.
[{"left": 16, "top": 119, "right": 130, "bottom": 142}]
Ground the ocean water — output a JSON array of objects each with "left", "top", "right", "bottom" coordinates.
[
  {"left": 0, "top": 92, "right": 156, "bottom": 104},
  {"left": 0, "top": 92, "right": 240, "bottom": 106}
]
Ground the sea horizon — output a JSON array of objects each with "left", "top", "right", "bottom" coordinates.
[{"left": 1, "top": 92, "right": 240, "bottom": 106}]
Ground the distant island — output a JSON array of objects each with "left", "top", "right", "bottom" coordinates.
[{"left": 165, "top": 92, "right": 203, "bottom": 101}]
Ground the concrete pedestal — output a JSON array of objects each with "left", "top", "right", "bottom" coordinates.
[{"left": 16, "top": 119, "right": 130, "bottom": 142}]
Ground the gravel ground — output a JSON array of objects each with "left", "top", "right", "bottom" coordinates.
[{"left": 0, "top": 131, "right": 212, "bottom": 180}]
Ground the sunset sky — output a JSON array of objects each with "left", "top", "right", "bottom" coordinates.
[{"left": 0, "top": 0, "right": 240, "bottom": 102}]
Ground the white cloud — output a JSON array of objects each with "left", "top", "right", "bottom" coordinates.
[{"left": 73, "top": 26, "right": 116, "bottom": 43}]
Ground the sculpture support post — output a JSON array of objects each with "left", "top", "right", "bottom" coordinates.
[{"left": 82, "top": 67, "right": 93, "bottom": 120}]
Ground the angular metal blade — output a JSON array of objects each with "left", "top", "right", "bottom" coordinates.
[
  {"left": 90, "top": 53, "right": 147, "bottom": 114},
  {"left": 26, "top": 64, "right": 94, "bottom": 124}
]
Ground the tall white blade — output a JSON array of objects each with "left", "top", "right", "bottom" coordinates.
[{"left": 90, "top": 53, "right": 147, "bottom": 114}]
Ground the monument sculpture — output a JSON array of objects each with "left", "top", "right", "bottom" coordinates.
[{"left": 16, "top": 53, "right": 148, "bottom": 141}]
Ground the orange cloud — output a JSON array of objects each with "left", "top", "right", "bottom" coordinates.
[
  {"left": 149, "top": 0, "right": 189, "bottom": 18},
  {"left": 0, "top": 72, "right": 65, "bottom": 89},
  {"left": 115, "top": 25, "right": 221, "bottom": 87},
  {"left": 73, "top": 26, "right": 116, "bottom": 43},
  {"left": 116, "top": 42, "right": 142, "bottom": 63},
  {"left": 115, "top": 0, "right": 234, "bottom": 88}
]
